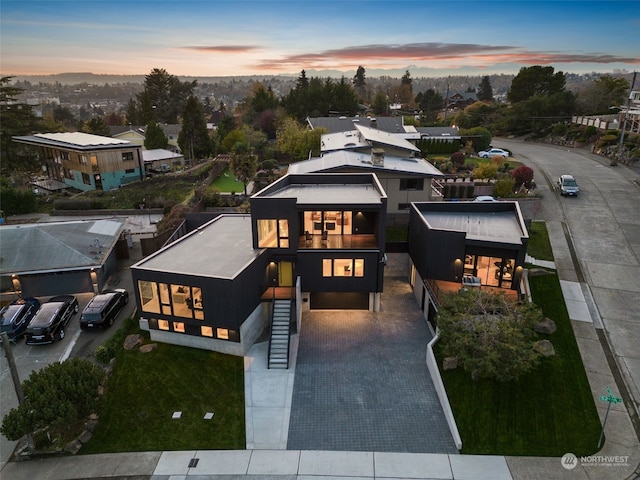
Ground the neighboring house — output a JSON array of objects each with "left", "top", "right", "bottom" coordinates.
[
  {"left": 142, "top": 149, "right": 185, "bottom": 172},
  {"left": 446, "top": 92, "right": 478, "bottom": 110},
  {"left": 321, "top": 123, "right": 422, "bottom": 157},
  {"left": 12, "top": 132, "right": 144, "bottom": 191},
  {"left": 130, "top": 172, "right": 388, "bottom": 357},
  {"left": 111, "top": 124, "right": 182, "bottom": 153},
  {"left": 407, "top": 201, "right": 528, "bottom": 331},
  {"left": 0, "top": 219, "right": 126, "bottom": 297},
  {"left": 287, "top": 149, "right": 444, "bottom": 217}
]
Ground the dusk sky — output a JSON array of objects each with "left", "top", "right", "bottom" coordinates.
[{"left": 1, "top": 1, "right": 639, "bottom": 78}]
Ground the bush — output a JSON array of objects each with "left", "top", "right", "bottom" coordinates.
[
  {"left": 512, "top": 165, "right": 534, "bottom": 188},
  {"left": 95, "top": 316, "right": 138, "bottom": 365},
  {"left": 472, "top": 163, "right": 498, "bottom": 180},
  {"left": 53, "top": 198, "right": 106, "bottom": 210},
  {"left": 493, "top": 177, "right": 516, "bottom": 197},
  {"left": 450, "top": 151, "right": 465, "bottom": 168}
]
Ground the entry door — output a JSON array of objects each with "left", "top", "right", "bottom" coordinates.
[{"left": 278, "top": 261, "right": 293, "bottom": 287}]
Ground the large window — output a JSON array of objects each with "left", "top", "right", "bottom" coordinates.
[
  {"left": 138, "top": 280, "right": 204, "bottom": 319},
  {"left": 122, "top": 151, "right": 134, "bottom": 161},
  {"left": 322, "top": 258, "right": 364, "bottom": 277},
  {"left": 258, "top": 219, "right": 289, "bottom": 248}
]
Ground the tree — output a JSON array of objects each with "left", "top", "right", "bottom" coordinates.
[
  {"left": 81, "top": 117, "right": 111, "bottom": 136},
  {"left": 136, "top": 68, "right": 196, "bottom": 124},
  {"left": 371, "top": 92, "right": 388, "bottom": 116},
  {"left": 437, "top": 289, "right": 545, "bottom": 381},
  {"left": 178, "top": 96, "right": 210, "bottom": 162},
  {"left": 230, "top": 141, "right": 258, "bottom": 195},
  {"left": 477, "top": 76, "right": 494, "bottom": 102},
  {"left": 144, "top": 121, "right": 169, "bottom": 150},
  {"left": 576, "top": 75, "right": 629, "bottom": 115},
  {"left": 353, "top": 66, "right": 367, "bottom": 102},
  {"left": 415, "top": 89, "right": 444, "bottom": 123},
  {"left": 512, "top": 165, "right": 535, "bottom": 189},
  {"left": 0, "top": 177, "right": 37, "bottom": 215},
  {"left": 276, "top": 116, "right": 326, "bottom": 160},
  {"left": 507, "top": 66, "right": 567, "bottom": 104},
  {"left": 0, "top": 76, "right": 41, "bottom": 174},
  {"left": 1, "top": 358, "right": 105, "bottom": 442},
  {"left": 397, "top": 70, "right": 414, "bottom": 105}
]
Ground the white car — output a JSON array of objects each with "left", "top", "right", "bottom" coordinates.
[
  {"left": 478, "top": 148, "right": 510, "bottom": 158},
  {"left": 473, "top": 195, "right": 498, "bottom": 202}
]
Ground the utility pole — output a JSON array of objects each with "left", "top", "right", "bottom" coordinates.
[
  {"left": 0, "top": 332, "right": 34, "bottom": 450},
  {"left": 613, "top": 71, "right": 637, "bottom": 166}
]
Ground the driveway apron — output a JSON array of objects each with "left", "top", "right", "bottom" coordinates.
[{"left": 287, "top": 274, "right": 458, "bottom": 453}]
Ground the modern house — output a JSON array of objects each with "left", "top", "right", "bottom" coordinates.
[
  {"left": 12, "top": 132, "right": 144, "bottom": 191},
  {"left": 320, "top": 123, "right": 422, "bottom": 157},
  {"left": 0, "top": 219, "right": 126, "bottom": 298},
  {"left": 142, "top": 148, "right": 185, "bottom": 172},
  {"left": 407, "top": 201, "right": 529, "bottom": 331},
  {"left": 111, "top": 124, "right": 182, "bottom": 153},
  {"left": 288, "top": 149, "right": 444, "bottom": 218},
  {"left": 130, "top": 173, "right": 388, "bottom": 360}
]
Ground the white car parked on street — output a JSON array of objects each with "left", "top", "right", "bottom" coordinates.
[{"left": 478, "top": 148, "right": 510, "bottom": 158}]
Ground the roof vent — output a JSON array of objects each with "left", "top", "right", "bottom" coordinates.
[{"left": 371, "top": 148, "right": 384, "bottom": 166}]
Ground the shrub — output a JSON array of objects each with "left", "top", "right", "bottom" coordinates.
[
  {"left": 597, "top": 134, "right": 618, "bottom": 147},
  {"left": 512, "top": 165, "right": 534, "bottom": 188},
  {"left": 551, "top": 124, "right": 568, "bottom": 137},
  {"left": 53, "top": 198, "right": 106, "bottom": 210},
  {"left": 493, "top": 177, "right": 516, "bottom": 197},
  {"left": 472, "top": 163, "right": 498, "bottom": 180},
  {"left": 450, "top": 151, "right": 466, "bottom": 168}
]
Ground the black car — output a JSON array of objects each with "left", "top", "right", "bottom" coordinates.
[
  {"left": 25, "top": 295, "right": 78, "bottom": 345},
  {"left": 80, "top": 289, "right": 128, "bottom": 329},
  {"left": 0, "top": 297, "right": 41, "bottom": 342}
]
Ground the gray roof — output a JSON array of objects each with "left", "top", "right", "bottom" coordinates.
[
  {"left": 417, "top": 203, "right": 527, "bottom": 245},
  {"left": 308, "top": 116, "right": 409, "bottom": 134},
  {"left": 132, "top": 215, "right": 264, "bottom": 279},
  {"left": 321, "top": 124, "right": 421, "bottom": 154},
  {"left": 0, "top": 219, "right": 125, "bottom": 275},
  {"left": 414, "top": 126, "right": 461, "bottom": 138},
  {"left": 264, "top": 183, "right": 383, "bottom": 205},
  {"left": 142, "top": 149, "right": 184, "bottom": 162},
  {"left": 13, "top": 132, "right": 132, "bottom": 151},
  {"left": 287, "top": 150, "right": 443, "bottom": 177}
]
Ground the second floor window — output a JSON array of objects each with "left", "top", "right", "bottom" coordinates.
[
  {"left": 400, "top": 178, "right": 424, "bottom": 191},
  {"left": 122, "top": 152, "right": 134, "bottom": 161},
  {"left": 257, "top": 219, "right": 289, "bottom": 248}
]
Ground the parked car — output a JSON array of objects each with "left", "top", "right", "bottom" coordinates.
[
  {"left": 25, "top": 295, "right": 78, "bottom": 345},
  {"left": 80, "top": 289, "right": 128, "bottom": 330},
  {"left": 557, "top": 174, "right": 579, "bottom": 196},
  {"left": 478, "top": 148, "right": 510, "bottom": 158},
  {"left": 0, "top": 297, "right": 41, "bottom": 342},
  {"left": 473, "top": 195, "right": 498, "bottom": 202}
]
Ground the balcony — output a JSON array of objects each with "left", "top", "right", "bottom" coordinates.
[{"left": 298, "top": 233, "right": 377, "bottom": 250}]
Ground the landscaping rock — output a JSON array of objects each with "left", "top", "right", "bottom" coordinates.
[
  {"left": 78, "top": 430, "right": 92, "bottom": 444},
  {"left": 124, "top": 334, "right": 144, "bottom": 350},
  {"left": 534, "top": 318, "right": 557, "bottom": 335},
  {"left": 534, "top": 339, "right": 556, "bottom": 357},
  {"left": 528, "top": 268, "right": 553, "bottom": 277},
  {"left": 139, "top": 343, "right": 158, "bottom": 353},
  {"left": 64, "top": 439, "right": 82, "bottom": 455},
  {"left": 85, "top": 418, "right": 99, "bottom": 433},
  {"left": 443, "top": 357, "right": 458, "bottom": 370}
]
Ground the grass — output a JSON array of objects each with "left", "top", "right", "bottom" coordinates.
[
  {"left": 527, "top": 221, "right": 554, "bottom": 261},
  {"left": 386, "top": 226, "right": 408, "bottom": 242},
  {"left": 435, "top": 221, "right": 601, "bottom": 456},
  {"left": 80, "top": 326, "right": 245, "bottom": 453},
  {"left": 208, "top": 168, "right": 245, "bottom": 193}
]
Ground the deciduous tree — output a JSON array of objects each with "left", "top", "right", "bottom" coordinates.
[{"left": 230, "top": 141, "right": 258, "bottom": 195}]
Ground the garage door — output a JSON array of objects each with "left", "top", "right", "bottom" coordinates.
[{"left": 309, "top": 292, "right": 369, "bottom": 310}]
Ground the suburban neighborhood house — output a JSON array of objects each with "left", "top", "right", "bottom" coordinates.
[
  {"left": 0, "top": 219, "right": 126, "bottom": 297},
  {"left": 407, "top": 201, "right": 529, "bottom": 331},
  {"left": 320, "top": 123, "right": 422, "bottom": 157},
  {"left": 130, "top": 173, "right": 388, "bottom": 360},
  {"left": 288, "top": 149, "right": 444, "bottom": 219},
  {"left": 12, "top": 132, "right": 144, "bottom": 191}
]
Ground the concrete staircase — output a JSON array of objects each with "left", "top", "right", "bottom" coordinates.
[{"left": 268, "top": 299, "right": 291, "bottom": 369}]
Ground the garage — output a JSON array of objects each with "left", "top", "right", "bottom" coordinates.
[{"left": 309, "top": 292, "right": 369, "bottom": 310}]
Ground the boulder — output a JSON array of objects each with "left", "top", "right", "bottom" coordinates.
[
  {"left": 64, "top": 439, "right": 82, "bottom": 455},
  {"left": 534, "top": 318, "right": 557, "bottom": 335},
  {"left": 85, "top": 419, "right": 99, "bottom": 433},
  {"left": 528, "top": 268, "right": 553, "bottom": 277},
  {"left": 443, "top": 357, "right": 458, "bottom": 370},
  {"left": 139, "top": 343, "right": 158, "bottom": 353},
  {"left": 78, "top": 430, "right": 92, "bottom": 444},
  {"left": 123, "top": 334, "right": 144, "bottom": 351},
  {"left": 534, "top": 339, "right": 556, "bottom": 357}
]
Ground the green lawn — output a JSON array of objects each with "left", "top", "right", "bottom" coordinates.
[
  {"left": 81, "top": 333, "right": 245, "bottom": 453},
  {"left": 436, "top": 221, "right": 601, "bottom": 456},
  {"left": 527, "top": 221, "right": 554, "bottom": 261},
  {"left": 209, "top": 168, "right": 245, "bottom": 193}
]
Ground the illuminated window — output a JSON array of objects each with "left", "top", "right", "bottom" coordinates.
[
  {"left": 258, "top": 219, "right": 289, "bottom": 248},
  {"left": 334, "top": 259, "right": 353, "bottom": 277},
  {"left": 322, "top": 259, "right": 332, "bottom": 277},
  {"left": 158, "top": 319, "right": 169, "bottom": 330},
  {"left": 201, "top": 326, "right": 213, "bottom": 337},
  {"left": 354, "top": 259, "right": 364, "bottom": 277},
  {"left": 159, "top": 283, "right": 172, "bottom": 315},
  {"left": 173, "top": 322, "right": 185, "bottom": 333},
  {"left": 171, "top": 284, "right": 191, "bottom": 318},
  {"left": 139, "top": 280, "right": 160, "bottom": 313},
  {"left": 217, "top": 328, "right": 229, "bottom": 340}
]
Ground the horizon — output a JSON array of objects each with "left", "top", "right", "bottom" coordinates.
[{"left": 1, "top": 1, "right": 639, "bottom": 78}]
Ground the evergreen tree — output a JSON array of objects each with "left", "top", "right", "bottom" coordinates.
[
  {"left": 507, "top": 66, "right": 567, "bottom": 104},
  {"left": 136, "top": 68, "right": 196, "bottom": 124},
  {"left": 81, "top": 117, "right": 111, "bottom": 136},
  {"left": 144, "top": 121, "right": 169, "bottom": 149},
  {"left": 477, "top": 76, "right": 494, "bottom": 101},
  {"left": 353, "top": 66, "right": 367, "bottom": 102},
  {"left": 178, "top": 96, "right": 210, "bottom": 162}
]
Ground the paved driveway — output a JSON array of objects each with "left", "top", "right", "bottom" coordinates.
[{"left": 287, "top": 274, "right": 458, "bottom": 454}]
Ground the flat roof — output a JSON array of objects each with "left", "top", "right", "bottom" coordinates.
[
  {"left": 421, "top": 210, "right": 525, "bottom": 245},
  {"left": 0, "top": 219, "right": 125, "bottom": 275},
  {"left": 132, "top": 215, "right": 263, "bottom": 279},
  {"left": 264, "top": 183, "right": 383, "bottom": 205},
  {"left": 13, "top": 132, "right": 133, "bottom": 151},
  {"left": 287, "top": 150, "right": 443, "bottom": 177}
]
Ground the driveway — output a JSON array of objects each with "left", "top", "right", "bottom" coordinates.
[{"left": 287, "top": 272, "right": 458, "bottom": 454}]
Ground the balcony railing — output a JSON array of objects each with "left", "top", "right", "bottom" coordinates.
[{"left": 298, "top": 233, "right": 377, "bottom": 249}]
